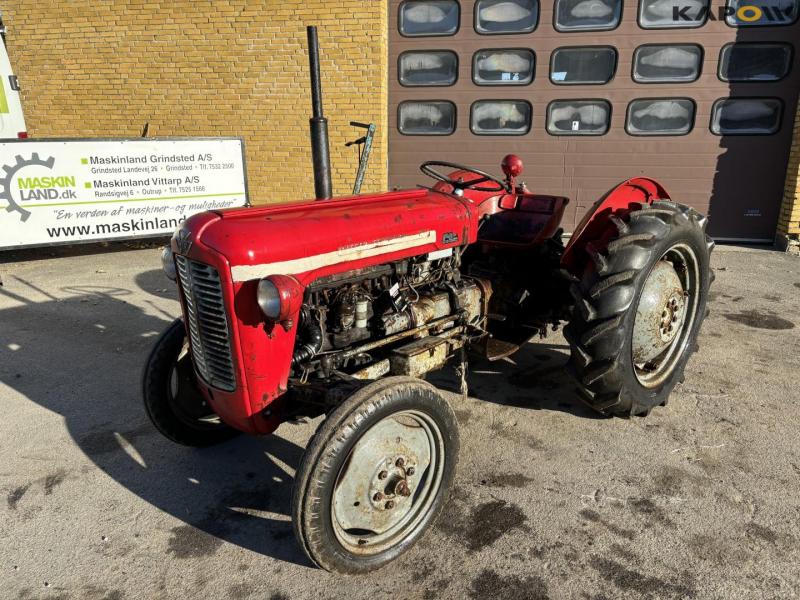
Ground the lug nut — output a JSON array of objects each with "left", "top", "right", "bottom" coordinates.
[
  {"left": 378, "top": 470, "right": 388, "bottom": 480},
  {"left": 395, "top": 457, "right": 405, "bottom": 468},
  {"left": 407, "top": 467, "right": 415, "bottom": 476},
  {"left": 385, "top": 501, "right": 395, "bottom": 509},
  {"left": 373, "top": 492, "right": 384, "bottom": 501}
]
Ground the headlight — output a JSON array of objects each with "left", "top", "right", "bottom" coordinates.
[
  {"left": 257, "top": 278, "right": 282, "bottom": 319},
  {"left": 160, "top": 246, "right": 177, "bottom": 281}
]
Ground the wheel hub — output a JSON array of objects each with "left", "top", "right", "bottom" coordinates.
[
  {"left": 632, "top": 260, "right": 687, "bottom": 364},
  {"left": 368, "top": 456, "right": 417, "bottom": 511},
  {"left": 659, "top": 291, "right": 685, "bottom": 344}
]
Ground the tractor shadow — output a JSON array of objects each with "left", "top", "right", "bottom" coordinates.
[
  {"left": 428, "top": 342, "right": 604, "bottom": 419},
  {"left": 0, "top": 276, "right": 312, "bottom": 568}
]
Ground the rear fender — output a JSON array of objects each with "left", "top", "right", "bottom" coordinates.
[{"left": 560, "top": 177, "right": 670, "bottom": 276}]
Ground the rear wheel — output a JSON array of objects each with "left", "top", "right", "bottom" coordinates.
[
  {"left": 565, "top": 201, "right": 714, "bottom": 417},
  {"left": 292, "top": 377, "right": 459, "bottom": 573},
  {"left": 142, "top": 319, "right": 240, "bottom": 446}
]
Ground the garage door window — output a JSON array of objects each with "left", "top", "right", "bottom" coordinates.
[
  {"left": 638, "top": 0, "right": 710, "bottom": 28},
  {"left": 399, "top": 1, "right": 461, "bottom": 36},
  {"left": 725, "top": 0, "right": 799, "bottom": 25},
  {"left": 719, "top": 43, "right": 792, "bottom": 82},
  {"left": 626, "top": 98, "right": 695, "bottom": 135},
  {"left": 710, "top": 98, "right": 783, "bottom": 135},
  {"left": 554, "top": 0, "right": 622, "bottom": 31},
  {"left": 550, "top": 47, "right": 616, "bottom": 84},
  {"left": 546, "top": 100, "right": 611, "bottom": 135},
  {"left": 632, "top": 45, "right": 702, "bottom": 83},
  {"left": 399, "top": 51, "right": 459, "bottom": 86},
  {"left": 471, "top": 100, "right": 532, "bottom": 135},
  {"left": 473, "top": 49, "right": 535, "bottom": 85},
  {"left": 398, "top": 101, "right": 457, "bottom": 135},
  {"left": 475, "top": 0, "right": 539, "bottom": 33}
]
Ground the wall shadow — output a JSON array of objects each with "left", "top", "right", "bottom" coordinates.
[
  {"left": 708, "top": 16, "right": 800, "bottom": 242},
  {"left": 0, "top": 279, "right": 311, "bottom": 567}
]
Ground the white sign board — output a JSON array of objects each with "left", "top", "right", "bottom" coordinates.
[{"left": 0, "top": 137, "right": 248, "bottom": 249}]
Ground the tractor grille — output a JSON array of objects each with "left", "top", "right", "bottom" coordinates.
[{"left": 175, "top": 255, "right": 236, "bottom": 391}]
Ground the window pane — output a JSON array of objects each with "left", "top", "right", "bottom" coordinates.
[
  {"left": 719, "top": 43, "right": 792, "bottom": 81},
  {"left": 725, "top": 0, "right": 799, "bottom": 26},
  {"left": 554, "top": 0, "right": 622, "bottom": 31},
  {"left": 398, "top": 101, "right": 456, "bottom": 135},
  {"left": 639, "top": 0, "right": 710, "bottom": 28},
  {"left": 633, "top": 45, "right": 702, "bottom": 82},
  {"left": 711, "top": 98, "right": 782, "bottom": 135},
  {"left": 471, "top": 100, "right": 532, "bottom": 135},
  {"left": 547, "top": 100, "right": 610, "bottom": 135},
  {"left": 627, "top": 99, "right": 695, "bottom": 135},
  {"left": 475, "top": 0, "right": 539, "bottom": 33},
  {"left": 551, "top": 47, "right": 616, "bottom": 84},
  {"left": 473, "top": 49, "right": 535, "bottom": 85},
  {"left": 399, "top": 0, "right": 460, "bottom": 36},
  {"left": 399, "top": 51, "right": 459, "bottom": 86}
]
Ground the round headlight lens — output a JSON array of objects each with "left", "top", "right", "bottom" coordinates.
[
  {"left": 257, "top": 278, "right": 282, "bottom": 319},
  {"left": 160, "top": 246, "right": 177, "bottom": 281}
]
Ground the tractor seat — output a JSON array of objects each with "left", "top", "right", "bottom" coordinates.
[{"left": 478, "top": 194, "right": 568, "bottom": 247}]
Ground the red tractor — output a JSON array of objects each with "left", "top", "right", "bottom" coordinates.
[{"left": 143, "top": 29, "right": 713, "bottom": 574}]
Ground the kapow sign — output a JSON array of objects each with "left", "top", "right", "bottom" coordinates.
[{"left": 672, "top": 2, "right": 796, "bottom": 23}]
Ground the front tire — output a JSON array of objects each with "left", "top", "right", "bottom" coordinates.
[
  {"left": 142, "top": 319, "right": 240, "bottom": 446},
  {"left": 565, "top": 201, "right": 713, "bottom": 417},
  {"left": 292, "top": 377, "right": 459, "bottom": 574}
]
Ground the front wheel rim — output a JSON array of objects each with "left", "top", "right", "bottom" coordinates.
[
  {"left": 632, "top": 243, "right": 700, "bottom": 388},
  {"left": 330, "top": 409, "right": 445, "bottom": 556}
]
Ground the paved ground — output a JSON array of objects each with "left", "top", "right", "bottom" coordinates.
[{"left": 1, "top": 244, "right": 799, "bottom": 600}]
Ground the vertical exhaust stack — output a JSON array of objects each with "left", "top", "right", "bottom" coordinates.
[{"left": 307, "top": 26, "right": 332, "bottom": 200}]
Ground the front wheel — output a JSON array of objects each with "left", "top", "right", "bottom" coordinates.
[
  {"left": 292, "top": 377, "right": 459, "bottom": 573},
  {"left": 565, "top": 201, "right": 714, "bottom": 417},
  {"left": 142, "top": 319, "right": 240, "bottom": 446}
]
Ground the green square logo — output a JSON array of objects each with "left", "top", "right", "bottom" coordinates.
[
  {"left": 84, "top": 182, "right": 92, "bottom": 189},
  {"left": 81, "top": 158, "right": 88, "bottom": 165}
]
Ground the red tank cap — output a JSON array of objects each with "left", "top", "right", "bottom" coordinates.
[
  {"left": 501, "top": 154, "right": 523, "bottom": 178},
  {"left": 17, "top": 132, "right": 28, "bottom": 139}
]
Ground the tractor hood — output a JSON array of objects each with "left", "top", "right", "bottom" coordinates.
[{"left": 185, "top": 189, "right": 477, "bottom": 285}]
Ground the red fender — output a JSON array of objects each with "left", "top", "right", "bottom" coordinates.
[{"left": 560, "top": 177, "right": 671, "bottom": 276}]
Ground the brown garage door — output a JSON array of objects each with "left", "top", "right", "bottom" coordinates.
[{"left": 388, "top": 0, "right": 800, "bottom": 240}]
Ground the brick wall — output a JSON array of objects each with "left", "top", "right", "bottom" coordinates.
[
  {"left": 3, "top": 1, "right": 388, "bottom": 203},
  {"left": 779, "top": 101, "right": 800, "bottom": 241}
]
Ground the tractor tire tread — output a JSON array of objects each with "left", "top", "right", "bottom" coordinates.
[{"left": 565, "top": 201, "right": 712, "bottom": 417}]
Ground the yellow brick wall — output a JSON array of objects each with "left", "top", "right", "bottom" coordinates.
[
  {"left": 779, "top": 100, "right": 800, "bottom": 237},
  {"left": 3, "top": 1, "right": 388, "bottom": 203}
]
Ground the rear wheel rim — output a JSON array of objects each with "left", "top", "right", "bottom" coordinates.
[
  {"left": 632, "top": 243, "right": 700, "bottom": 388},
  {"left": 330, "top": 409, "right": 445, "bottom": 556}
]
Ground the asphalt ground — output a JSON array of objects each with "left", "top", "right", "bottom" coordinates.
[{"left": 1, "top": 244, "right": 799, "bottom": 600}]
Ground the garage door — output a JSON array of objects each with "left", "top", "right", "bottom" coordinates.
[{"left": 388, "top": 0, "right": 800, "bottom": 241}]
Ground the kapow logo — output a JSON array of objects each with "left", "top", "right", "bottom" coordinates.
[
  {"left": 1, "top": 153, "right": 55, "bottom": 222},
  {"left": 673, "top": 3, "right": 796, "bottom": 22}
]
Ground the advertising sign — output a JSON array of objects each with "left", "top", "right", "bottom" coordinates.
[{"left": 0, "top": 137, "right": 248, "bottom": 249}]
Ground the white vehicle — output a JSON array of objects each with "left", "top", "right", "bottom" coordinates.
[{"left": 0, "top": 19, "right": 26, "bottom": 139}]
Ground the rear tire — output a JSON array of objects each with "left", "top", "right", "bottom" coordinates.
[
  {"left": 292, "top": 377, "right": 459, "bottom": 573},
  {"left": 564, "top": 201, "right": 713, "bottom": 417},
  {"left": 142, "top": 319, "right": 240, "bottom": 446}
]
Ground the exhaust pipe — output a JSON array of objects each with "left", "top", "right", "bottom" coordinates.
[{"left": 307, "top": 26, "right": 332, "bottom": 200}]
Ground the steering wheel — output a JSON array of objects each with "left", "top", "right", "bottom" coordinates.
[{"left": 420, "top": 161, "right": 507, "bottom": 193}]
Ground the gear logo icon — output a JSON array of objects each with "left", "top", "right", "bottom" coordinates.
[{"left": 1, "top": 153, "right": 56, "bottom": 222}]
